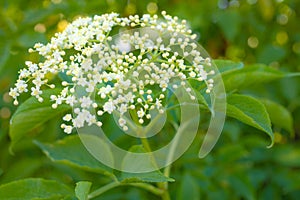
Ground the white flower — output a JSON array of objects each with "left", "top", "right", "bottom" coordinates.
[
  {"left": 63, "top": 114, "right": 72, "bottom": 121},
  {"left": 103, "top": 101, "right": 115, "bottom": 114},
  {"left": 15, "top": 80, "right": 28, "bottom": 93},
  {"left": 79, "top": 96, "right": 93, "bottom": 108},
  {"left": 137, "top": 108, "right": 145, "bottom": 118},
  {"left": 31, "top": 87, "right": 42, "bottom": 97},
  {"left": 9, "top": 11, "right": 214, "bottom": 134},
  {"left": 9, "top": 88, "right": 19, "bottom": 99}
]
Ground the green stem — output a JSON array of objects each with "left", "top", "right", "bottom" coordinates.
[
  {"left": 88, "top": 182, "right": 120, "bottom": 199},
  {"left": 128, "top": 183, "right": 164, "bottom": 196},
  {"left": 286, "top": 72, "right": 300, "bottom": 77},
  {"left": 129, "top": 105, "right": 172, "bottom": 200},
  {"left": 88, "top": 181, "right": 164, "bottom": 199}
]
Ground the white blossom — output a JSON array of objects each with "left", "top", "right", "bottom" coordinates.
[{"left": 9, "top": 11, "right": 214, "bottom": 134}]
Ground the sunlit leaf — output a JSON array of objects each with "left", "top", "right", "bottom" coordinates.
[
  {"left": 9, "top": 89, "right": 71, "bottom": 151},
  {"left": 0, "top": 178, "right": 73, "bottom": 200},
  {"left": 75, "top": 181, "right": 92, "bottom": 200},
  {"left": 227, "top": 94, "right": 274, "bottom": 147},
  {"left": 222, "top": 64, "right": 284, "bottom": 92},
  {"left": 213, "top": 59, "right": 244, "bottom": 74},
  {"left": 34, "top": 135, "right": 115, "bottom": 178}
]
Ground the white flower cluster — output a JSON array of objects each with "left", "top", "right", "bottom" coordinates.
[{"left": 9, "top": 11, "right": 214, "bottom": 134}]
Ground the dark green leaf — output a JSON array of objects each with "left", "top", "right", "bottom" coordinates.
[
  {"left": 222, "top": 64, "right": 284, "bottom": 92},
  {"left": 120, "top": 145, "right": 174, "bottom": 183},
  {"left": 34, "top": 135, "right": 115, "bottom": 178},
  {"left": 0, "top": 178, "right": 73, "bottom": 200},
  {"left": 226, "top": 176, "right": 255, "bottom": 200},
  {"left": 227, "top": 94, "right": 274, "bottom": 147},
  {"left": 260, "top": 99, "right": 294, "bottom": 135},
  {"left": 177, "top": 173, "right": 200, "bottom": 200},
  {"left": 75, "top": 181, "right": 92, "bottom": 200},
  {"left": 213, "top": 59, "right": 244, "bottom": 74},
  {"left": 216, "top": 10, "right": 241, "bottom": 42},
  {"left": 0, "top": 41, "right": 10, "bottom": 74},
  {"left": 9, "top": 89, "right": 71, "bottom": 151},
  {"left": 258, "top": 45, "right": 286, "bottom": 64}
]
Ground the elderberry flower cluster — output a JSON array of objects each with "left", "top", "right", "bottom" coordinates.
[{"left": 9, "top": 11, "right": 215, "bottom": 134}]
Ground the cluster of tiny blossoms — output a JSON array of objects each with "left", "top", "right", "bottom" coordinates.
[{"left": 9, "top": 11, "right": 215, "bottom": 134}]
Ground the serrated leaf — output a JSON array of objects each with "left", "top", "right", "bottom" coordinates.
[
  {"left": 227, "top": 94, "right": 274, "bottom": 147},
  {"left": 120, "top": 145, "right": 174, "bottom": 183},
  {"left": 75, "top": 181, "right": 92, "bottom": 200},
  {"left": 213, "top": 59, "right": 244, "bottom": 74},
  {"left": 260, "top": 99, "right": 294, "bottom": 135},
  {"left": 0, "top": 178, "right": 73, "bottom": 200},
  {"left": 34, "top": 135, "right": 115, "bottom": 178},
  {"left": 222, "top": 64, "right": 284, "bottom": 92},
  {"left": 9, "top": 89, "right": 71, "bottom": 151}
]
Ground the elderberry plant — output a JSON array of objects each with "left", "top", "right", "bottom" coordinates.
[
  {"left": 5, "top": 10, "right": 298, "bottom": 200},
  {"left": 9, "top": 11, "right": 215, "bottom": 135}
]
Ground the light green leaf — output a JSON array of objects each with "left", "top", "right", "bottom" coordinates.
[
  {"left": 194, "top": 90, "right": 209, "bottom": 109},
  {"left": 177, "top": 173, "right": 200, "bottom": 200},
  {"left": 227, "top": 94, "right": 274, "bottom": 147},
  {"left": 34, "top": 135, "right": 115, "bottom": 178},
  {"left": 121, "top": 145, "right": 174, "bottom": 183},
  {"left": 213, "top": 59, "right": 244, "bottom": 74},
  {"left": 222, "top": 64, "right": 284, "bottom": 92},
  {"left": 0, "top": 178, "right": 73, "bottom": 200},
  {"left": 75, "top": 181, "right": 92, "bottom": 200},
  {"left": 260, "top": 99, "right": 294, "bottom": 135},
  {"left": 9, "top": 89, "right": 71, "bottom": 151}
]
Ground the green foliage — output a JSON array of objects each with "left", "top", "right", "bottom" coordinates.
[
  {"left": 227, "top": 94, "right": 273, "bottom": 146},
  {"left": 260, "top": 98, "right": 294, "bottom": 135},
  {"left": 177, "top": 173, "right": 200, "bottom": 200},
  {"left": 1, "top": 0, "right": 300, "bottom": 199},
  {"left": 222, "top": 64, "right": 285, "bottom": 92},
  {"left": 75, "top": 181, "right": 92, "bottom": 200},
  {"left": 34, "top": 136, "right": 114, "bottom": 177},
  {"left": 9, "top": 89, "right": 70, "bottom": 151},
  {"left": 0, "top": 178, "right": 74, "bottom": 199}
]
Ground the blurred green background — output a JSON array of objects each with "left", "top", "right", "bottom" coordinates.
[{"left": 0, "top": 0, "right": 300, "bottom": 199}]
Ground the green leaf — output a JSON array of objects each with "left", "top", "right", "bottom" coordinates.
[
  {"left": 226, "top": 176, "right": 255, "bottom": 200},
  {"left": 0, "top": 41, "right": 10, "bottom": 74},
  {"left": 216, "top": 10, "right": 241, "bottom": 42},
  {"left": 260, "top": 99, "right": 294, "bottom": 135},
  {"left": 258, "top": 45, "right": 286, "bottom": 64},
  {"left": 177, "top": 173, "right": 200, "bottom": 200},
  {"left": 213, "top": 59, "right": 244, "bottom": 74},
  {"left": 194, "top": 90, "right": 209, "bottom": 109},
  {"left": 227, "top": 94, "right": 274, "bottom": 147},
  {"left": 75, "top": 181, "right": 92, "bottom": 200},
  {"left": 34, "top": 135, "right": 115, "bottom": 178},
  {"left": 9, "top": 89, "right": 71, "bottom": 151},
  {"left": 0, "top": 178, "right": 73, "bottom": 200},
  {"left": 222, "top": 64, "right": 285, "bottom": 92},
  {"left": 120, "top": 145, "right": 174, "bottom": 183},
  {"left": 0, "top": 168, "right": 3, "bottom": 176}
]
